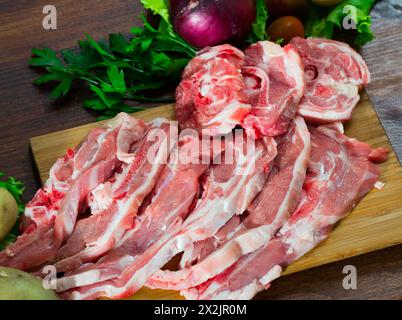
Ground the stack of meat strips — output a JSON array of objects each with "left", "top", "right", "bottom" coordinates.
[{"left": 0, "top": 37, "right": 388, "bottom": 300}]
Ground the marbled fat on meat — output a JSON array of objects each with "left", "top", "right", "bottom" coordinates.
[
  {"left": 181, "top": 124, "right": 387, "bottom": 299},
  {"left": 0, "top": 114, "right": 147, "bottom": 270},
  {"left": 290, "top": 37, "right": 371, "bottom": 123}
]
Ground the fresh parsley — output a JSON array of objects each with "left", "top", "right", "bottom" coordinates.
[
  {"left": 30, "top": 0, "right": 196, "bottom": 119},
  {"left": 0, "top": 172, "right": 25, "bottom": 251},
  {"left": 247, "top": 0, "right": 269, "bottom": 43}
]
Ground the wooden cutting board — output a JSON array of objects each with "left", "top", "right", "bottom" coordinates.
[{"left": 30, "top": 92, "right": 402, "bottom": 300}]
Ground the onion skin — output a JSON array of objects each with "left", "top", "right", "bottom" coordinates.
[{"left": 170, "top": 0, "right": 256, "bottom": 48}]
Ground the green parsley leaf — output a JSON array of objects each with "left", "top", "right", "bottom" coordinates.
[
  {"left": 106, "top": 65, "right": 127, "bottom": 94},
  {"left": 247, "top": 0, "right": 269, "bottom": 43},
  {"left": 29, "top": 48, "right": 63, "bottom": 68},
  {"left": 305, "top": 0, "right": 376, "bottom": 46},
  {"left": 50, "top": 78, "right": 73, "bottom": 99},
  {"left": 141, "top": 0, "right": 171, "bottom": 26},
  {"left": 30, "top": 6, "right": 196, "bottom": 118}
]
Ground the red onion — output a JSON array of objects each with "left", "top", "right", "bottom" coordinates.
[{"left": 170, "top": 0, "right": 256, "bottom": 48}]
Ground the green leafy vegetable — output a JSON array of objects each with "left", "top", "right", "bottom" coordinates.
[
  {"left": 141, "top": 0, "right": 171, "bottom": 26},
  {"left": 305, "top": 0, "right": 376, "bottom": 46},
  {"left": 0, "top": 172, "right": 25, "bottom": 251},
  {"left": 247, "top": 0, "right": 269, "bottom": 43},
  {"left": 30, "top": 2, "right": 196, "bottom": 119}
]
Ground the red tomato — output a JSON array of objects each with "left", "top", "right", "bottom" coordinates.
[{"left": 267, "top": 16, "right": 305, "bottom": 44}]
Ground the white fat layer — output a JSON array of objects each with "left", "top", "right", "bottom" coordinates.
[
  {"left": 259, "top": 265, "right": 283, "bottom": 285},
  {"left": 330, "top": 79, "right": 358, "bottom": 99},
  {"left": 204, "top": 101, "right": 251, "bottom": 135},
  {"left": 84, "top": 138, "right": 169, "bottom": 253},
  {"left": 258, "top": 42, "right": 304, "bottom": 96},
  {"left": 273, "top": 116, "right": 310, "bottom": 222},
  {"left": 283, "top": 49, "right": 305, "bottom": 96},
  {"left": 184, "top": 147, "right": 264, "bottom": 229},
  {"left": 195, "top": 46, "right": 244, "bottom": 62},
  {"left": 72, "top": 131, "right": 108, "bottom": 180},
  {"left": 260, "top": 42, "right": 283, "bottom": 62},
  {"left": 149, "top": 117, "right": 169, "bottom": 127},
  {"left": 298, "top": 93, "right": 358, "bottom": 122},
  {"left": 333, "top": 122, "right": 344, "bottom": 134},
  {"left": 65, "top": 165, "right": 97, "bottom": 236},
  {"left": 56, "top": 255, "right": 136, "bottom": 292},
  {"left": 89, "top": 183, "right": 113, "bottom": 214},
  {"left": 187, "top": 265, "right": 282, "bottom": 300}
]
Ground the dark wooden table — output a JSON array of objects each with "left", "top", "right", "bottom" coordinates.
[{"left": 0, "top": 0, "right": 401, "bottom": 299}]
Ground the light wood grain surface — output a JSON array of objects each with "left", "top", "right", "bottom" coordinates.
[
  {"left": 31, "top": 93, "right": 402, "bottom": 299},
  {"left": 1, "top": 0, "right": 402, "bottom": 299}
]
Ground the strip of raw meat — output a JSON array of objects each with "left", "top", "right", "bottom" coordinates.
[
  {"left": 242, "top": 41, "right": 305, "bottom": 138},
  {"left": 0, "top": 113, "right": 146, "bottom": 270},
  {"left": 178, "top": 116, "right": 311, "bottom": 268},
  {"left": 55, "top": 133, "right": 210, "bottom": 293},
  {"left": 182, "top": 124, "right": 388, "bottom": 300},
  {"left": 176, "top": 57, "right": 251, "bottom": 136},
  {"left": 182, "top": 44, "right": 245, "bottom": 79},
  {"left": 61, "top": 132, "right": 277, "bottom": 299},
  {"left": 178, "top": 214, "right": 243, "bottom": 269},
  {"left": 53, "top": 118, "right": 176, "bottom": 273},
  {"left": 147, "top": 116, "right": 310, "bottom": 290},
  {"left": 290, "top": 37, "right": 370, "bottom": 123}
]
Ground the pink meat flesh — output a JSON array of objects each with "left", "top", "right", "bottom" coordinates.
[
  {"left": 55, "top": 134, "right": 211, "bottom": 293},
  {"left": 182, "top": 124, "right": 387, "bottom": 300},
  {"left": 147, "top": 116, "right": 310, "bottom": 290},
  {"left": 0, "top": 113, "right": 147, "bottom": 270},
  {"left": 53, "top": 119, "right": 177, "bottom": 273},
  {"left": 176, "top": 58, "right": 251, "bottom": 136},
  {"left": 290, "top": 37, "right": 370, "bottom": 123},
  {"left": 0, "top": 38, "right": 387, "bottom": 301},
  {"left": 242, "top": 41, "right": 305, "bottom": 138},
  {"left": 178, "top": 116, "right": 310, "bottom": 269},
  {"left": 182, "top": 44, "right": 245, "bottom": 79},
  {"left": 60, "top": 132, "right": 277, "bottom": 299}
]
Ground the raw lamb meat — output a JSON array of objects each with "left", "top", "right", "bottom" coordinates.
[
  {"left": 176, "top": 46, "right": 251, "bottom": 136},
  {"left": 178, "top": 115, "right": 311, "bottom": 269},
  {"left": 59, "top": 132, "right": 277, "bottom": 299},
  {"left": 0, "top": 114, "right": 146, "bottom": 270},
  {"left": 242, "top": 41, "right": 305, "bottom": 138},
  {"left": 0, "top": 36, "right": 387, "bottom": 301},
  {"left": 53, "top": 119, "right": 176, "bottom": 273},
  {"left": 178, "top": 213, "right": 243, "bottom": 270},
  {"left": 56, "top": 133, "right": 210, "bottom": 293},
  {"left": 182, "top": 44, "right": 245, "bottom": 79},
  {"left": 182, "top": 124, "right": 388, "bottom": 300},
  {"left": 290, "top": 37, "right": 370, "bottom": 123},
  {"left": 146, "top": 116, "right": 311, "bottom": 290}
]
